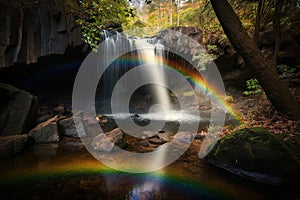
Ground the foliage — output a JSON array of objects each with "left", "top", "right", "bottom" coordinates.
[
  {"left": 76, "top": 0, "right": 135, "bottom": 49},
  {"left": 243, "top": 78, "right": 263, "bottom": 96},
  {"left": 192, "top": 44, "right": 218, "bottom": 72},
  {"left": 206, "top": 44, "right": 218, "bottom": 54},
  {"left": 277, "top": 64, "right": 297, "bottom": 79},
  {"left": 124, "top": 0, "right": 260, "bottom": 40},
  {"left": 254, "top": 0, "right": 300, "bottom": 35},
  {"left": 199, "top": 0, "right": 257, "bottom": 45},
  {"left": 192, "top": 50, "right": 214, "bottom": 71}
]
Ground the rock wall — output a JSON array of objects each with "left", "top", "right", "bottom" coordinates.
[
  {"left": 156, "top": 26, "right": 203, "bottom": 57},
  {"left": 0, "top": 0, "right": 82, "bottom": 68},
  {"left": 155, "top": 26, "right": 252, "bottom": 87}
]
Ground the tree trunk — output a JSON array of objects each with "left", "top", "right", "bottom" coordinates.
[
  {"left": 254, "top": 0, "right": 263, "bottom": 43},
  {"left": 210, "top": 0, "right": 300, "bottom": 120},
  {"left": 273, "top": 0, "right": 282, "bottom": 66}
]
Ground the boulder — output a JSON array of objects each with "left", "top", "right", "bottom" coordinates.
[
  {"left": 91, "top": 128, "right": 126, "bottom": 152},
  {"left": 58, "top": 116, "right": 88, "bottom": 138},
  {"left": 96, "top": 114, "right": 109, "bottom": 126},
  {"left": 156, "top": 26, "right": 202, "bottom": 56},
  {"left": 52, "top": 104, "right": 65, "bottom": 115},
  {"left": 96, "top": 114, "right": 118, "bottom": 133},
  {"left": 206, "top": 128, "right": 300, "bottom": 186},
  {"left": 0, "top": 135, "right": 29, "bottom": 159},
  {"left": 29, "top": 117, "right": 59, "bottom": 143},
  {"left": 149, "top": 137, "right": 166, "bottom": 145},
  {"left": 84, "top": 117, "right": 102, "bottom": 135},
  {"left": 58, "top": 117, "right": 78, "bottom": 138},
  {"left": 172, "top": 132, "right": 194, "bottom": 144},
  {"left": 0, "top": 83, "right": 38, "bottom": 136}
]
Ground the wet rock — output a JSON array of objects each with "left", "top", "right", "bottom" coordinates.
[
  {"left": 172, "top": 132, "right": 193, "bottom": 144},
  {"left": 96, "top": 114, "right": 109, "bottom": 125},
  {"left": 91, "top": 128, "right": 126, "bottom": 152},
  {"left": 52, "top": 104, "right": 65, "bottom": 115},
  {"left": 206, "top": 128, "right": 300, "bottom": 186},
  {"left": 84, "top": 117, "right": 101, "bottom": 135},
  {"left": 58, "top": 117, "right": 86, "bottom": 138},
  {"left": 142, "top": 131, "right": 156, "bottom": 138},
  {"left": 29, "top": 117, "right": 59, "bottom": 143},
  {"left": 149, "top": 137, "right": 166, "bottom": 145},
  {"left": 194, "top": 131, "right": 206, "bottom": 140},
  {"left": 0, "top": 83, "right": 38, "bottom": 136},
  {"left": 139, "top": 140, "right": 150, "bottom": 147},
  {"left": 96, "top": 114, "right": 118, "bottom": 133},
  {"left": 131, "top": 113, "right": 145, "bottom": 121},
  {"left": 130, "top": 114, "right": 150, "bottom": 127},
  {"left": 0, "top": 135, "right": 29, "bottom": 159},
  {"left": 157, "top": 132, "right": 172, "bottom": 142}
]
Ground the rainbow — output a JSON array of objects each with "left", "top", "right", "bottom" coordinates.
[
  {"left": 108, "top": 53, "right": 243, "bottom": 125},
  {"left": 0, "top": 161, "right": 232, "bottom": 199}
]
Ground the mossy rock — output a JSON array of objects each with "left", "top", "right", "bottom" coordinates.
[{"left": 206, "top": 128, "right": 300, "bottom": 186}]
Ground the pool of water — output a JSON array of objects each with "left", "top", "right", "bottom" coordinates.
[{"left": 0, "top": 138, "right": 294, "bottom": 200}]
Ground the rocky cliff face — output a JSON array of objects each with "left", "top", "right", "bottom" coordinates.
[
  {"left": 0, "top": 0, "right": 82, "bottom": 68},
  {"left": 155, "top": 26, "right": 252, "bottom": 87},
  {"left": 156, "top": 26, "right": 203, "bottom": 57}
]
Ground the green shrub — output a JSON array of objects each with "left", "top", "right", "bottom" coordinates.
[
  {"left": 243, "top": 78, "right": 262, "bottom": 96},
  {"left": 277, "top": 64, "right": 296, "bottom": 79}
]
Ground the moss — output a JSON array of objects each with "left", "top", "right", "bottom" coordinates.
[{"left": 206, "top": 128, "right": 300, "bottom": 185}]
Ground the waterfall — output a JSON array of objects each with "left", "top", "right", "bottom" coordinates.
[
  {"left": 96, "top": 30, "right": 134, "bottom": 112},
  {"left": 134, "top": 38, "right": 172, "bottom": 112},
  {"left": 96, "top": 31, "right": 172, "bottom": 114}
]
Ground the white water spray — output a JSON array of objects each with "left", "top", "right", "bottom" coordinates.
[{"left": 135, "top": 39, "right": 172, "bottom": 112}]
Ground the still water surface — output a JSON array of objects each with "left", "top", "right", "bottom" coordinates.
[{"left": 0, "top": 138, "right": 290, "bottom": 200}]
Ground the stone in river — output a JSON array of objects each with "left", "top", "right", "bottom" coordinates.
[
  {"left": 52, "top": 104, "right": 65, "bottom": 115},
  {"left": 58, "top": 116, "right": 86, "bottom": 138},
  {"left": 0, "top": 83, "right": 38, "bottom": 136},
  {"left": 206, "top": 128, "right": 300, "bottom": 186},
  {"left": 172, "top": 132, "right": 193, "bottom": 144},
  {"left": 149, "top": 137, "right": 166, "bottom": 145},
  {"left": 0, "top": 135, "right": 29, "bottom": 159},
  {"left": 91, "top": 128, "right": 126, "bottom": 152},
  {"left": 139, "top": 140, "right": 150, "bottom": 147},
  {"left": 142, "top": 131, "right": 156, "bottom": 138},
  {"left": 29, "top": 117, "right": 60, "bottom": 143},
  {"left": 96, "top": 114, "right": 109, "bottom": 125}
]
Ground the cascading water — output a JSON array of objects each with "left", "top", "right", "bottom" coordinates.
[
  {"left": 96, "top": 31, "right": 173, "bottom": 114},
  {"left": 134, "top": 39, "right": 172, "bottom": 112},
  {"left": 96, "top": 30, "right": 134, "bottom": 112}
]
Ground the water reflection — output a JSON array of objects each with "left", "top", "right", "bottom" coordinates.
[
  {"left": 0, "top": 138, "right": 287, "bottom": 200},
  {"left": 126, "top": 176, "right": 165, "bottom": 200}
]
